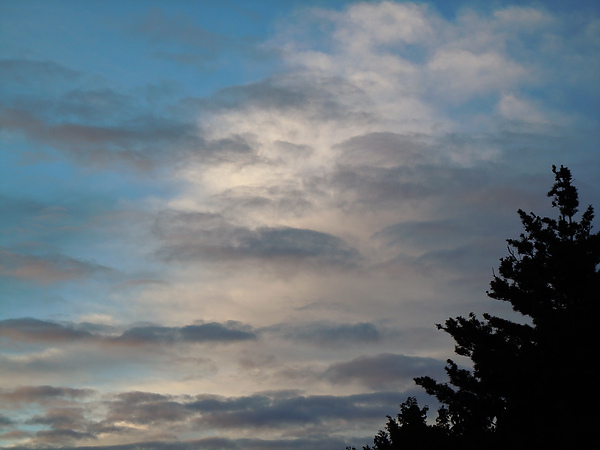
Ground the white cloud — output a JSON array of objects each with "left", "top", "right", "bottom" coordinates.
[
  {"left": 333, "top": 1, "right": 435, "bottom": 47},
  {"left": 125, "top": 1, "right": 600, "bottom": 335},
  {"left": 493, "top": 6, "right": 554, "bottom": 27},
  {"left": 427, "top": 49, "right": 527, "bottom": 100},
  {"left": 497, "top": 92, "right": 547, "bottom": 123}
]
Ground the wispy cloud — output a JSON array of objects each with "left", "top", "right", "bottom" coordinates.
[{"left": 0, "top": 250, "right": 113, "bottom": 284}]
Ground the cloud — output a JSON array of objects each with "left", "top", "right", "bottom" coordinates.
[
  {"left": 106, "top": 393, "right": 188, "bottom": 425},
  {"left": 0, "top": 318, "right": 95, "bottom": 343},
  {"left": 34, "top": 429, "right": 97, "bottom": 445},
  {"left": 0, "top": 385, "right": 414, "bottom": 448},
  {"left": 154, "top": 210, "right": 361, "bottom": 269},
  {"left": 130, "top": 9, "right": 275, "bottom": 68},
  {"left": 263, "top": 321, "right": 380, "bottom": 347},
  {"left": 6, "top": 437, "right": 352, "bottom": 450},
  {"left": 427, "top": 49, "right": 527, "bottom": 101},
  {"left": 0, "top": 386, "right": 95, "bottom": 406},
  {"left": 0, "top": 58, "right": 207, "bottom": 170},
  {"left": 26, "top": 406, "right": 88, "bottom": 430},
  {"left": 115, "top": 321, "right": 257, "bottom": 345},
  {"left": 323, "top": 353, "right": 445, "bottom": 390},
  {"left": 0, "top": 249, "right": 113, "bottom": 284},
  {"left": 187, "top": 390, "right": 410, "bottom": 431},
  {"left": 0, "top": 59, "right": 85, "bottom": 88},
  {"left": 0, "top": 414, "right": 14, "bottom": 427},
  {"left": 0, "top": 106, "right": 201, "bottom": 170},
  {"left": 1, "top": 1, "right": 599, "bottom": 449},
  {"left": 0, "top": 318, "right": 257, "bottom": 346}
]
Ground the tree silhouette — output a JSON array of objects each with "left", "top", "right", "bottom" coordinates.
[{"left": 349, "top": 166, "right": 599, "bottom": 450}]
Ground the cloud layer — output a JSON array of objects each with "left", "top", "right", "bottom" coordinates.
[{"left": 1, "top": 1, "right": 599, "bottom": 448}]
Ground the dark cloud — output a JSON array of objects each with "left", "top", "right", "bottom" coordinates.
[
  {"left": 335, "top": 132, "right": 431, "bottom": 168},
  {"left": 0, "top": 318, "right": 257, "bottom": 346},
  {"left": 413, "top": 238, "right": 502, "bottom": 277},
  {"left": 0, "top": 386, "right": 95, "bottom": 405},
  {"left": 154, "top": 210, "right": 361, "bottom": 268},
  {"left": 263, "top": 321, "right": 380, "bottom": 346},
  {"left": 0, "top": 318, "right": 95, "bottom": 342},
  {"left": 208, "top": 79, "right": 312, "bottom": 111},
  {"left": 188, "top": 391, "right": 409, "bottom": 430},
  {"left": 0, "top": 107, "right": 201, "bottom": 170},
  {"left": 26, "top": 406, "right": 87, "bottom": 430},
  {"left": 106, "top": 397, "right": 188, "bottom": 425},
  {"left": 6, "top": 436, "right": 351, "bottom": 450},
  {"left": 327, "top": 128, "right": 581, "bottom": 215},
  {"left": 114, "top": 321, "right": 256, "bottom": 346},
  {"left": 331, "top": 165, "right": 436, "bottom": 211},
  {"left": 323, "top": 353, "right": 445, "bottom": 390},
  {"left": 243, "top": 227, "right": 359, "bottom": 261},
  {"left": 217, "top": 183, "right": 315, "bottom": 218},
  {"left": 0, "top": 386, "right": 415, "bottom": 448},
  {"left": 203, "top": 74, "right": 372, "bottom": 123},
  {"left": 181, "top": 322, "right": 256, "bottom": 342},
  {"left": 0, "top": 430, "right": 33, "bottom": 441},
  {"left": 35, "top": 428, "right": 97, "bottom": 444},
  {"left": 0, "top": 414, "right": 14, "bottom": 427},
  {"left": 83, "top": 389, "right": 411, "bottom": 432},
  {"left": 0, "top": 58, "right": 212, "bottom": 170},
  {"left": 374, "top": 219, "right": 468, "bottom": 251}
]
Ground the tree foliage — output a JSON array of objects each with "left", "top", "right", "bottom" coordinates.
[{"left": 350, "top": 166, "right": 599, "bottom": 450}]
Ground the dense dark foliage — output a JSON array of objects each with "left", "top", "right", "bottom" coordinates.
[{"left": 349, "top": 166, "right": 599, "bottom": 450}]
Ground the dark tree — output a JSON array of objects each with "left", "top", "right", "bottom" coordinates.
[
  {"left": 346, "top": 397, "right": 448, "bottom": 450},
  {"left": 351, "top": 166, "right": 599, "bottom": 450}
]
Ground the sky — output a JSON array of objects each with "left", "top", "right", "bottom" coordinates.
[{"left": 1, "top": 0, "right": 599, "bottom": 448}]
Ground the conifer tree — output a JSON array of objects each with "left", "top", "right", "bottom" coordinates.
[{"left": 351, "top": 166, "right": 599, "bottom": 450}]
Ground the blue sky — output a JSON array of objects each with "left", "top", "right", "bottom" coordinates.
[{"left": 1, "top": 0, "right": 599, "bottom": 448}]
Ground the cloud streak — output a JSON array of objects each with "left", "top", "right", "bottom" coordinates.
[{"left": 0, "top": 318, "right": 257, "bottom": 346}]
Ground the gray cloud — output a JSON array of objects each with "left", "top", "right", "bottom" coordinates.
[
  {"left": 6, "top": 436, "right": 352, "bottom": 450},
  {"left": 335, "top": 132, "right": 433, "bottom": 168},
  {"left": 35, "top": 428, "right": 97, "bottom": 444},
  {"left": 0, "top": 59, "right": 86, "bottom": 87},
  {"left": 0, "top": 318, "right": 257, "bottom": 347},
  {"left": 0, "top": 318, "right": 95, "bottom": 343},
  {"left": 204, "top": 74, "right": 367, "bottom": 120},
  {"left": 187, "top": 391, "right": 410, "bottom": 430},
  {"left": 375, "top": 219, "right": 468, "bottom": 251},
  {"left": 263, "top": 321, "right": 380, "bottom": 347},
  {"left": 0, "top": 249, "right": 114, "bottom": 285},
  {"left": 0, "top": 107, "right": 201, "bottom": 170},
  {"left": 115, "top": 321, "right": 257, "bottom": 345},
  {"left": 0, "top": 386, "right": 411, "bottom": 448},
  {"left": 154, "top": 210, "right": 361, "bottom": 268},
  {"left": 0, "top": 414, "right": 15, "bottom": 427},
  {"left": 0, "top": 386, "right": 95, "bottom": 406},
  {"left": 323, "top": 353, "right": 445, "bottom": 390},
  {"left": 131, "top": 9, "right": 276, "bottom": 68},
  {"left": 331, "top": 165, "right": 436, "bottom": 210},
  {"left": 106, "top": 396, "right": 188, "bottom": 425},
  {"left": 0, "top": 58, "right": 209, "bottom": 170},
  {"left": 26, "top": 406, "right": 88, "bottom": 430}
]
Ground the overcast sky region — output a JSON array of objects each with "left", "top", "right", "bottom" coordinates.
[{"left": 1, "top": 0, "right": 599, "bottom": 448}]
